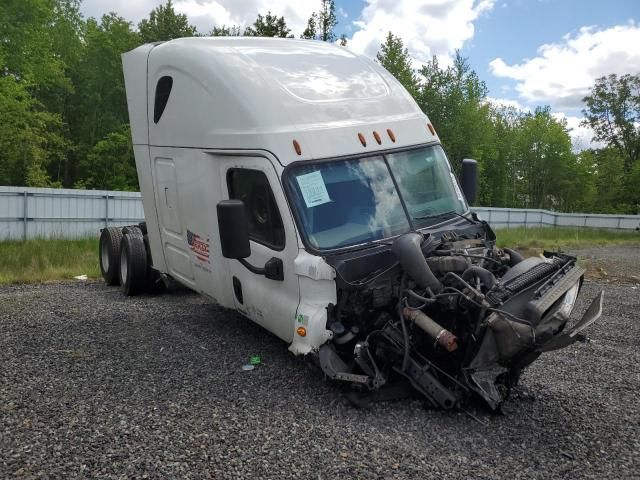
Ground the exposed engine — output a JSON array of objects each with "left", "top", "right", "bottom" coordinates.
[{"left": 319, "top": 221, "right": 603, "bottom": 411}]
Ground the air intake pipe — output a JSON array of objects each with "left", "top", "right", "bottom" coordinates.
[{"left": 392, "top": 233, "right": 442, "bottom": 292}]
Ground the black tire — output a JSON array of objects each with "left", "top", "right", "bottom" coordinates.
[
  {"left": 122, "top": 225, "right": 142, "bottom": 236},
  {"left": 119, "top": 233, "right": 148, "bottom": 296},
  {"left": 99, "top": 227, "right": 123, "bottom": 286}
]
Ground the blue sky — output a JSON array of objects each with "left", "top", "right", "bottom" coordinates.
[
  {"left": 81, "top": 0, "right": 640, "bottom": 147},
  {"left": 464, "top": 1, "right": 639, "bottom": 113}
]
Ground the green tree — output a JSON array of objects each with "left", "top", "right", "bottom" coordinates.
[
  {"left": 300, "top": 13, "right": 317, "bottom": 40},
  {"left": 67, "top": 13, "right": 140, "bottom": 185},
  {"left": 318, "top": 0, "right": 337, "bottom": 42},
  {"left": 138, "top": 0, "right": 197, "bottom": 43},
  {"left": 582, "top": 73, "right": 640, "bottom": 173},
  {"left": 301, "top": 0, "right": 337, "bottom": 41},
  {"left": 209, "top": 25, "right": 242, "bottom": 36},
  {"left": 244, "top": 12, "right": 292, "bottom": 38},
  {"left": 481, "top": 106, "right": 520, "bottom": 207},
  {"left": 0, "top": 0, "right": 70, "bottom": 92},
  {"left": 0, "top": 77, "right": 67, "bottom": 187},
  {"left": 511, "top": 107, "right": 577, "bottom": 210},
  {"left": 376, "top": 32, "right": 417, "bottom": 96},
  {"left": 580, "top": 147, "right": 638, "bottom": 213},
  {"left": 416, "top": 52, "right": 492, "bottom": 173},
  {"left": 0, "top": 0, "right": 74, "bottom": 186},
  {"left": 76, "top": 125, "right": 138, "bottom": 190}
]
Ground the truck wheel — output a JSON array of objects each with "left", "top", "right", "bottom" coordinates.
[
  {"left": 99, "top": 227, "right": 123, "bottom": 286},
  {"left": 119, "top": 232, "right": 148, "bottom": 296}
]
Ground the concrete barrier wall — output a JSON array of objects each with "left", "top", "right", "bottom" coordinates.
[{"left": 0, "top": 186, "right": 638, "bottom": 240}]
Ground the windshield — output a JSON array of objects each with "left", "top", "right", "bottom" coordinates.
[
  {"left": 285, "top": 145, "right": 467, "bottom": 250},
  {"left": 386, "top": 146, "right": 467, "bottom": 225}
]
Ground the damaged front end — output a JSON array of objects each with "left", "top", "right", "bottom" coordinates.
[{"left": 318, "top": 225, "right": 604, "bottom": 411}]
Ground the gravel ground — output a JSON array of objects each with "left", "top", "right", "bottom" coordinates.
[
  {"left": 1, "top": 279, "right": 639, "bottom": 479},
  {"left": 569, "top": 246, "right": 640, "bottom": 283}
]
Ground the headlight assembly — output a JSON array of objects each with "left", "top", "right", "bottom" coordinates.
[{"left": 557, "top": 281, "right": 580, "bottom": 319}]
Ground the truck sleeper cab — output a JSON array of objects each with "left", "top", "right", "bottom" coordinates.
[{"left": 100, "top": 37, "right": 604, "bottom": 411}]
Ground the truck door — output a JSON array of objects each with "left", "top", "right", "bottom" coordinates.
[
  {"left": 219, "top": 157, "right": 300, "bottom": 343},
  {"left": 150, "top": 152, "right": 196, "bottom": 288}
]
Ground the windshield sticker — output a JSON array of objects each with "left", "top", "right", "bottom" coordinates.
[
  {"left": 450, "top": 172, "right": 465, "bottom": 202},
  {"left": 296, "top": 170, "right": 331, "bottom": 208}
]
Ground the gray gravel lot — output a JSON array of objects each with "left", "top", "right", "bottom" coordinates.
[
  {"left": 1, "top": 279, "right": 639, "bottom": 479},
  {"left": 571, "top": 246, "right": 640, "bottom": 283}
]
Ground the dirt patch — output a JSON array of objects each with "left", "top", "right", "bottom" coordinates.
[{"left": 516, "top": 245, "right": 640, "bottom": 284}]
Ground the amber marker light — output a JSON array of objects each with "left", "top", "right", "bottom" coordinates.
[
  {"left": 387, "top": 128, "right": 396, "bottom": 142},
  {"left": 296, "top": 326, "right": 307, "bottom": 337},
  {"left": 373, "top": 131, "right": 382, "bottom": 145},
  {"left": 293, "top": 139, "right": 302, "bottom": 155},
  {"left": 427, "top": 123, "right": 436, "bottom": 136},
  {"left": 358, "top": 133, "right": 367, "bottom": 147}
]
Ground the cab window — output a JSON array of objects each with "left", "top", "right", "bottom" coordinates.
[{"left": 227, "top": 169, "right": 285, "bottom": 250}]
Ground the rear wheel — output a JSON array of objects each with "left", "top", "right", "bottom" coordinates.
[
  {"left": 119, "top": 232, "right": 148, "bottom": 296},
  {"left": 99, "top": 227, "right": 123, "bottom": 285}
]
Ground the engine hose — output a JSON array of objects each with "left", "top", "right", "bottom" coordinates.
[
  {"left": 406, "top": 289, "right": 437, "bottom": 304},
  {"left": 504, "top": 248, "right": 524, "bottom": 266},
  {"left": 399, "top": 275, "right": 410, "bottom": 372},
  {"left": 461, "top": 266, "right": 496, "bottom": 290},
  {"left": 334, "top": 328, "right": 357, "bottom": 345},
  {"left": 392, "top": 233, "right": 442, "bottom": 292},
  {"left": 403, "top": 308, "right": 458, "bottom": 352}
]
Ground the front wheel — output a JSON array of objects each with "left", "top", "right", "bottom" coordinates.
[{"left": 119, "top": 232, "right": 148, "bottom": 296}]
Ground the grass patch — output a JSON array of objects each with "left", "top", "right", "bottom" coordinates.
[
  {"left": 495, "top": 227, "right": 640, "bottom": 251},
  {"left": 0, "top": 238, "right": 100, "bottom": 284},
  {"left": 0, "top": 227, "right": 638, "bottom": 284}
]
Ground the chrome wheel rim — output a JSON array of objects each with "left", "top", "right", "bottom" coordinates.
[
  {"left": 100, "top": 235, "right": 110, "bottom": 272},
  {"left": 120, "top": 246, "right": 128, "bottom": 283}
]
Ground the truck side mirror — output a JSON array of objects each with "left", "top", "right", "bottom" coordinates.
[
  {"left": 460, "top": 159, "right": 478, "bottom": 206},
  {"left": 217, "top": 200, "right": 251, "bottom": 259}
]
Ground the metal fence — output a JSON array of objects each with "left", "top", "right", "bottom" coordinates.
[
  {"left": 0, "top": 186, "right": 144, "bottom": 240},
  {"left": 474, "top": 207, "right": 640, "bottom": 231},
  {"left": 0, "top": 186, "right": 638, "bottom": 240}
]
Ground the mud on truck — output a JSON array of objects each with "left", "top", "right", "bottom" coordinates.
[{"left": 99, "top": 37, "right": 604, "bottom": 412}]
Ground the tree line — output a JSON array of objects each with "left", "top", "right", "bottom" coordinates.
[{"left": 0, "top": 0, "right": 638, "bottom": 213}]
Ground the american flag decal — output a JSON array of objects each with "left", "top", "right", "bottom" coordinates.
[{"left": 187, "top": 229, "right": 210, "bottom": 263}]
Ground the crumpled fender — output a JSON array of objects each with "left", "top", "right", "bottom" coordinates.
[{"left": 535, "top": 290, "right": 604, "bottom": 352}]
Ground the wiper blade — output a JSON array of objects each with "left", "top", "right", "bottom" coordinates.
[{"left": 414, "top": 210, "right": 475, "bottom": 225}]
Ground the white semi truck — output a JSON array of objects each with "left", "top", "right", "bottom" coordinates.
[{"left": 100, "top": 37, "right": 603, "bottom": 410}]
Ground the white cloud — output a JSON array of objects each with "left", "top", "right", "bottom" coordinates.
[
  {"left": 80, "top": 0, "right": 318, "bottom": 34},
  {"left": 81, "top": 1, "right": 493, "bottom": 56},
  {"left": 489, "top": 22, "right": 640, "bottom": 109},
  {"left": 347, "top": 0, "right": 495, "bottom": 65},
  {"left": 173, "top": 0, "right": 317, "bottom": 33},
  {"left": 552, "top": 112, "right": 604, "bottom": 152},
  {"left": 485, "top": 96, "right": 529, "bottom": 112},
  {"left": 80, "top": 0, "right": 160, "bottom": 25}
]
